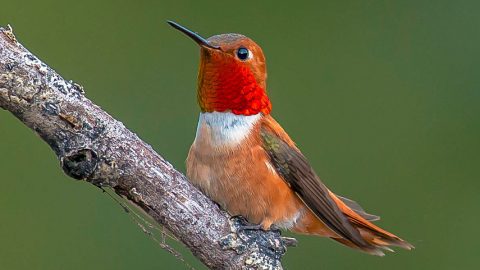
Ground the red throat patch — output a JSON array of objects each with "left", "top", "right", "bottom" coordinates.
[{"left": 198, "top": 59, "right": 271, "bottom": 116}]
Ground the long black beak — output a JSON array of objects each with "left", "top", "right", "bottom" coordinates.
[{"left": 167, "top": 20, "right": 220, "bottom": 50}]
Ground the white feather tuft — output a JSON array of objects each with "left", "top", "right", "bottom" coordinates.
[{"left": 195, "top": 112, "right": 261, "bottom": 147}]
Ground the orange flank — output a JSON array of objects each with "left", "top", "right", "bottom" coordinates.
[{"left": 168, "top": 20, "right": 413, "bottom": 256}]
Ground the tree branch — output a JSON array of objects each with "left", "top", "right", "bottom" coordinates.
[{"left": 0, "top": 26, "right": 290, "bottom": 270}]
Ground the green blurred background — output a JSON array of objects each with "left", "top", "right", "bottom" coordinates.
[{"left": 1, "top": 0, "right": 479, "bottom": 269}]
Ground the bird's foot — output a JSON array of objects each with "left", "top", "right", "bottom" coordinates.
[
  {"left": 220, "top": 214, "right": 297, "bottom": 268},
  {"left": 281, "top": 236, "right": 298, "bottom": 247},
  {"left": 238, "top": 223, "right": 264, "bottom": 232},
  {"left": 230, "top": 215, "right": 265, "bottom": 233},
  {"left": 230, "top": 216, "right": 285, "bottom": 231},
  {"left": 269, "top": 224, "right": 281, "bottom": 233}
]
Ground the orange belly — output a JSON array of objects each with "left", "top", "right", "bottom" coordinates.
[
  {"left": 186, "top": 112, "right": 315, "bottom": 230},
  {"left": 187, "top": 139, "right": 338, "bottom": 238},
  {"left": 187, "top": 136, "right": 304, "bottom": 230}
]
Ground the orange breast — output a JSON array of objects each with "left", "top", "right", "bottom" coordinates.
[{"left": 186, "top": 112, "right": 303, "bottom": 229}]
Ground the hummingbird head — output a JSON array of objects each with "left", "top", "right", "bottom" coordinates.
[{"left": 168, "top": 21, "right": 271, "bottom": 116}]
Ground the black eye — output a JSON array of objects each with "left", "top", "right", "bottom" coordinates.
[{"left": 236, "top": 47, "right": 250, "bottom": 60}]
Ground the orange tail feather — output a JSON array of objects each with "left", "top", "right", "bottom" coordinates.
[
  {"left": 330, "top": 191, "right": 414, "bottom": 255},
  {"left": 292, "top": 191, "right": 413, "bottom": 256}
]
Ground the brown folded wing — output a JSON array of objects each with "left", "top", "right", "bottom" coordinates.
[{"left": 260, "top": 116, "right": 371, "bottom": 248}]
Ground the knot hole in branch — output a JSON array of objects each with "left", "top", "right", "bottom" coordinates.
[{"left": 61, "top": 149, "right": 98, "bottom": 180}]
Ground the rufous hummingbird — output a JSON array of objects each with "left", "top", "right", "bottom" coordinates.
[{"left": 168, "top": 21, "right": 413, "bottom": 256}]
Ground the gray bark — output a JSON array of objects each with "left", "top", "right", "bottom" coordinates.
[{"left": 0, "top": 25, "right": 291, "bottom": 270}]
